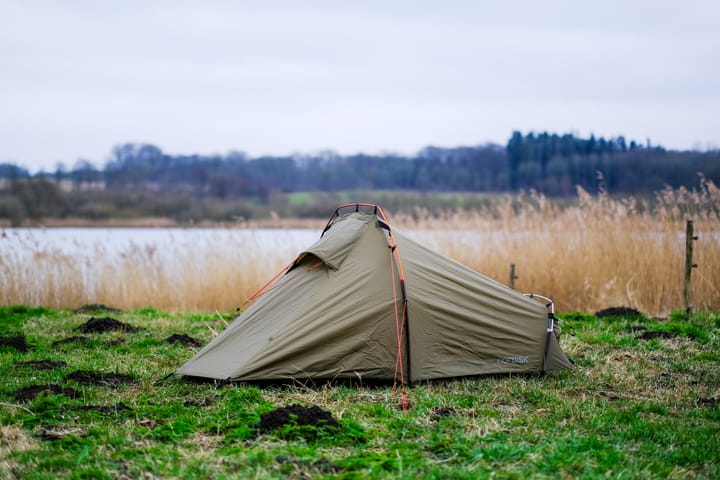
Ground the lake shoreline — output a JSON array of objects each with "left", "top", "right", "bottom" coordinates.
[{"left": 0, "top": 216, "right": 327, "bottom": 229}]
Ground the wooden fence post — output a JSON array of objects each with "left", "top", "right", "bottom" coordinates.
[
  {"left": 684, "top": 220, "right": 698, "bottom": 314},
  {"left": 509, "top": 264, "right": 518, "bottom": 290}
]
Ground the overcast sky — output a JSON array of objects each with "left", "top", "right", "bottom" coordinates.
[{"left": 2, "top": 1, "right": 719, "bottom": 171}]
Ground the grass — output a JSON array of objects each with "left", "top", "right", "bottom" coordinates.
[
  {"left": 1, "top": 182, "right": 719, "bottom": 315},
  {"left": 1, "top": 305, "right": 719, "bottom": 479}
]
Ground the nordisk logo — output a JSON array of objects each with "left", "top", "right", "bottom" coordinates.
[{"left": 497, "top": 356, "right": 529, "bottom": 365}]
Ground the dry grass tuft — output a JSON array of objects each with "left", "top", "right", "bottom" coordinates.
[{"left": 0, "top": 424, "right": 37, "bottom": 480}]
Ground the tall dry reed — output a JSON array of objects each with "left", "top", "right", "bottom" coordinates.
[
  {"left": 1, "top": 180, "right": 718, "bottom": 315},
  {"left": 395, "top": 177, "right": 720, "bottom": 315},
  {"left": 0, "top": 230, "right": 303, "bottom": 312}
]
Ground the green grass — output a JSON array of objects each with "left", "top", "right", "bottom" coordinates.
[{"left": 1, "top": 306, "right": 719, "bottom": 479}]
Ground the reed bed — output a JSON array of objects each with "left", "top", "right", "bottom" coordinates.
[
  {"left": 0, "top": 230, "right": 310, "bottom": 312},
  {"left": 397, "top": 179, "right": 720, "bottom": 315},
  {"left": 1, "top": 181, "right": 718, "bottom": 315}
]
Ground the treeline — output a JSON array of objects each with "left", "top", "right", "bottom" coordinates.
[
  {"left": 504, "top": 132, "right": 719, "bottom": 194},
  {"left": 82, "top": 135, "right": 720, "bottom": 196},
  {"left": 1, "top": 131, "right": 719, "bottom": 224}
]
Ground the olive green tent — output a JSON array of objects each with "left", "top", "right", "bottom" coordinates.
[{"left": 177, "top": 204, "right": 572, "bottom": 383}]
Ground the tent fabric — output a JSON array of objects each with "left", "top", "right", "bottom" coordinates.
[
  {"left": 300, "top": 213, "right": 371, "bottom": 270},
  {"left": 177, "top": 210, "right": 573, "bottom": 382}
]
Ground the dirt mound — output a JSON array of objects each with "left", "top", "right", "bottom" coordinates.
[
  {"left": 637, "top": 331, "right": 675, "bottom": 341},
  {"left": 595, "top": 307, "right": 643, "bottom": 318},
  {"left": 75, "top": 317, "right": 139, "bottom": 333},
  {"left": 52, "top": 336, "right": 89, "bottom": 346},
  {"left": 15, "top": 384, "right": 80, "bottom": 402},
  {"left": 697, "top": 396, "right": 719, "bottom": 406},
  {"left": 65, "top": 370, "right": 135, "bottom": 386},
  {"left": 628, "top": 325, "right": 676, "bottom": 341},
  {"left": 73, "top": 304, "right": 122, "bottom": 314},
  {"left": 74, "top": 403, "right": 132, "bottom": 414},
  {"left": 0, "top": 336, "right": 29, "bottom": 352},
  {"left": 166, "top": 333, "right": 202, "bottom": 347},
  {"left": 254, "top": 404, "right": 340, "bottom": 437},
  {"left": 16, "top": 360, "right": 67, "bottom": 370}
]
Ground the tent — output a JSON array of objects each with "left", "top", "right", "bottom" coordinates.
[{"left": 177, "top": 204, "right": 572, "bottom": 384}]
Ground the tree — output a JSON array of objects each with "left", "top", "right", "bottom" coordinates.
[
  {"left": 506, "top": 131, "right": 524, "bottom": 190},
  {"left": 11, "top": 177, "right": 65, "bottom": 219}
]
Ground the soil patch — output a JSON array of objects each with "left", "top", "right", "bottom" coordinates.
[
  {"left": 596, "top": 307, "right": 643, "bottom": 318},
  {"left": 637, "top": 331, "right": 675, "bottom": 341},
  {"left": 73, "top": 304, "right": 122, "bottom": 314},
  {"left": 166, "top": 333, "right": 202, "bottom": 347},
  {"left": 74, "top": 403, "right": 132, "bottom": 414},
  {"left": 15, "top": 384, "right": 80, "bottom": 402},
  {"left": 430, "top": 406, "right": 459, "bottom": 420},
  {"left": 0, "top": 336, "right": 29, "bottom": 352},
  {"left": 65, "top": 370, "right": 135, "bottom": 387},
  {"left": 253, "top": 404, "right": 340, "bottom": 437},
  {"left": 75, "top": 317, "right": 139, "bottom": 333},
  {"left": 16, "top": 360, "right": 67, "bottom": 370}
]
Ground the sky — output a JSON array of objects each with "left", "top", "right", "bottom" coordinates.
[{"left": 1, "top": 1, "right": 719, "bottom": 172}]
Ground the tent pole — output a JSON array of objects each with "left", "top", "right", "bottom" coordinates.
[
  {"left": 404, "top": 314, "right": 412, "bottom": 386},
  {"left": 401, "top": 285, "right": 412, "bottom": 386}
]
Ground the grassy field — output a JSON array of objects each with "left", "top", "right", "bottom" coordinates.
[{"left": 1, "top": 305, "right": 718, "bottom": 479}]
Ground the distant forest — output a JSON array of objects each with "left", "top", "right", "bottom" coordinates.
[{"left": 1, "top": 131, "right": 719, "bottom": 224}]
